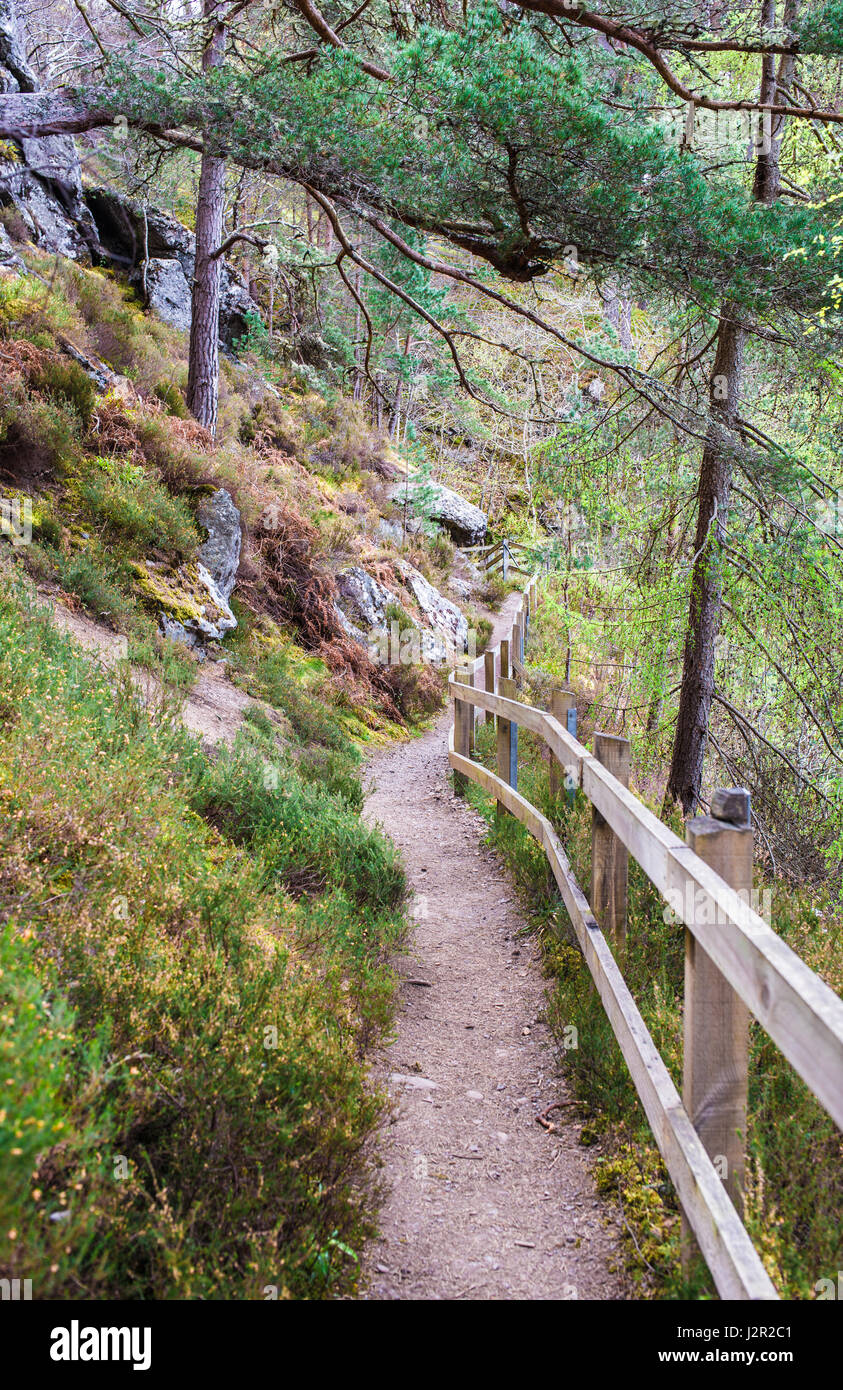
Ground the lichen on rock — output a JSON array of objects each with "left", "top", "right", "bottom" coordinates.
[{"left": 133, "top": 557, "right": 237, "bottom": 649}]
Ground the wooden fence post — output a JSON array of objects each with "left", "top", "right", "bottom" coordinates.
[
  {"left": 591, "top": 733, "right": 630, "bottom": 952},
  {"left": 500, "top": 638, "right": 510, "bottom": 682},
  {"left": 453, "top": 666, "right": 471, "bottom": 797},
  {"left": 682, "top": 788, "right": 752, "bottom": 1273},
  {"left": 484, "top": 649, "right": 496, "bottom": 725},
  {"left": 549, "top": 689, "right": 576, "bottom": 802},
  {"left": 512, "top": 615, "right": 524, "bottom": 664},
  {"left": 502, "top": 538, "right": 509, "bottom": 581},
  {"left": 465, "top": 664, "right": 476, "bottom": 758},
  {"left": 496, "top": 676, "right": 517, "bottom": 815}
]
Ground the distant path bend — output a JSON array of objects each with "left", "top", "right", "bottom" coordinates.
[{"left": 360, "top": 595, "right": 629, "bottom": 1301}]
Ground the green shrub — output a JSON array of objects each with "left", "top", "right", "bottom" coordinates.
[
  {"left": 62, "top": 265, "right": 169, "bottom": 384},
  {"left": 0, "top": 576, "right": 406, "bottom": 1298},
  {"left": 479, "top": 574, "right": 507, "bottom": 608},
  {"left": 298, "top": 745, "right": 366, "bottom": 811},
  {"left": 76, "top": 456, "right": 200, "bottom": 559},
  {"left": 153, "top": 380, "right": 189, "bottom": 418},
  {"left": 30, "top": 359, "right": 95, "bottom": 428},
  {"left": 469, "top": 614, "right": 493, "bottom": 654},
  {"left": 29, "top": 501, "right": 62, "bottom": 548},
  {"left": 428, "top": 530, "right": 455, "bottom": 571},
  {"left": 190, "top": 739, "right": 402, "bottom": 911},
  {"left": 251, "top": 650, "right": 354, "bottom": 753},
  {"left": 126, "top": 616, "right": 198, "bottom": 692},
  {"left": 55, "top": 549, "right": 133, "bottom": 625},
  {"left": 0, "top": 922, "right": 121, "bottom": 1297},
  {"left": 0, "top": 380, "right": 83, "bottom": 478},
  {"left": 136, "top": 417, "right": 222, "bottom": 495}
]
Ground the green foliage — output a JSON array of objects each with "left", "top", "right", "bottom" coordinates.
[
  {"left": 189, "top": 739, "right": 402, "bottom": 909},
  {"left": 0, "top": 575, "right": 405, "bottom": 1298},
  {"left": 74, "top": 455, "right": 200, "bottom": 559},
  {"left": 105, "top": 7, "right": 841, "bottom": 332},
  {"left": 54, "top": 549, "right": 133, "bottom": 625},
  {"left": 30, "top": 359, "right": 95, "bottom": 428},
  {"left": 153, "top": 380, "right": 189, "bottom": 418},
  {"left": 250, "top": 649, "right": 353, "bottom": 752},
  {"left": 0, "top": 377, "right": 83, "bottom": 478},
  {"left": 400, "top": 457, "right": 440, "bottom": 541},
  {"left": 467, "top": 690, "right": 843, "bottom": 1300},
  {"left": 469, "top": 613, "right": 493, "bottom": 654},
  {"left": 125, "top": 616, "right": 198, "bottom": 692},
  {"left": 795, "top": 1, "right": 843, "bottom": 55}
]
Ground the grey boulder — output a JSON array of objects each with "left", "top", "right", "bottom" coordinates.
[
  {"left": 197, "top": 489, "right": 241, "bottom": 601},
  {"left": 398, "top": 560, "right": 468, "bottom": 654},
  {"left": 138, "top": 258, "right": 192, "bottom": 334},
  {"left": 335, "top": 565, "right": 392, "bottom": 631},
  {"left": 388, "top": 474, "right": 487, "bottom": 545}
]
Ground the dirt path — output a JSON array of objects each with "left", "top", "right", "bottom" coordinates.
[
  {"left": 43, "top": 586, "right": 628, "bottom": 1300},
  {"left": 360, "top": 597, "right": 629, "bottom": 1301}
]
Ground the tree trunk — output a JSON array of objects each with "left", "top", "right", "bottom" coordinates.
[
  {"left": 186, "top": 150, "right": 225, "bottom": 433},
  {"left": 752, "top": 0, "right": 797, "bottom": 204},
  {"left": 185, "top": 6, "right": 226, "bottom": 435},
  {"left": 666, "top": 307, "right": 744, "bottom": 813},
  {"left": 666, "top": 0, "right": 795, "bottom": 813}
]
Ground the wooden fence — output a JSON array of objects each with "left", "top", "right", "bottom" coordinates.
[
  {"left": 449, "top": 576, "right": 843, "bottom": 1300},
  {"left": 462, "top": 537, "right": 536, "bottom": 580}
]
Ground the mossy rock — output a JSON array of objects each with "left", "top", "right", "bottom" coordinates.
[{"left": 131, "top": 558, "right": 236, "bottom": 642}]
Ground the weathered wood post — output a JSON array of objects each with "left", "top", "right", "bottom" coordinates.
[
  {"left": 465, "top": 664, "right": 476, "bottom": 758},
  {"left": 500, "top": 637, "right": 510, "bottom": 682},
  {"left": 453, "top": 665, "right": 472, "bottom": 797},
  {"left": 496, "top": 675, "right": 518, "bottom": 816},
  {"left": 591, "top": 733, "right": 631, "bottom": 952},
  {"left": 549, "top": 689, "right": 576, "bottom": 802},
  {"left": 512, "top": 614, "right": 524, "bottom": 665},
  {"left": 502, "top": 538, "right": 509, "bottom": 582},
  {"left": 681, "top": 788, "right": 752, "bottom": 1272},
  {"left": 484, "top": 649, "right": 496, "bottom": 726}
]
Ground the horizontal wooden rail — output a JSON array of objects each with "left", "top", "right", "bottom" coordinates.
[
  {"left": 448, "top": 573, "right": 843, "bottom": 1299},
  {"left": 451, "top": 677, "right": 843, "bottom": 1134},
  {"left": 449, "top": 728, "right": 777, "bottom": 1300}
]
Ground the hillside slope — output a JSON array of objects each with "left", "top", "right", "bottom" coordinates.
[{"left": 0, "top": 212, "right": 506, "bottom": 1298}]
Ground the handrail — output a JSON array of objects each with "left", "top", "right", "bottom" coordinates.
[
  {"left": 461, "top": 537, "right": 537, "bottom": 580},
  {"left": 447, "top": 576, "right": 843, "bottom": 1300}
]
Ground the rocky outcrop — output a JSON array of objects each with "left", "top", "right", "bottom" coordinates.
[
  {"left": 0, "top": 10, "right": 260, "bottom": 347},
  {"left": 135, "top": 559, "right": 237, "bottom": 651},
  {"left": 397, "top": 560, "right": 468, "bottom": 654},
  {"left": 85, "top": 186, "right": 259, "bottom": 346},
  {"left": 333, "top": 602, "right": 368, "bottom": 646},
  {"left": 388, "top": 474, "right": 487, "bottom": 545},
  {"left": 138, "top": 258, "right": 192, "bottom": 334},
  {"left": 136, "top": 489, "right": 242, "bottom": 652},
  {"left": 196, "top": 489, "right": 241, "bottom": 601},
  {"left": 0, "top": 0, "right": 29, "bottom": 93},
  {"left": 336, "top": 565, "right": 392, "bottom": 630},
  {"left": 0, "top": 1, "right": 100, "bottom": 261},
  {"left": 0, "top": 221, "right": 23, "bottom": 272},
  {"left": 336, "top": 561, "right": 470, "bottom": 665}
]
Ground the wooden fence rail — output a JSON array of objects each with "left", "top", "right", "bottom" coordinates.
[
  {"left": 462, "top": 537, "right": 536, "bottom": 580},
  {"left": 448, "top": 576, "right": 843, "bottom": 1300}
]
